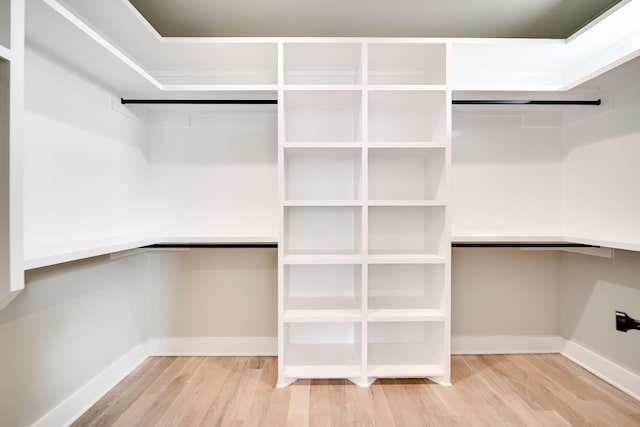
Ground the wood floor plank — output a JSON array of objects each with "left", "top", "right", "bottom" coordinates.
[
  {"left": 308, "top": 379, "right": 331, "bottom": 427},
  {"left": 175, "top": 357, "right": 237, "bottom": 426},
  {"left": 73, "top": 355, "right": 640, "bottom": 427}
]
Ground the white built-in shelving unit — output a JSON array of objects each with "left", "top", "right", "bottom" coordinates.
[
  {"left": 278, "top": 41, "right": 451, "bottom": 387},
  {"left": 2, "top": 0, "right": 638, "bottom": 392}
]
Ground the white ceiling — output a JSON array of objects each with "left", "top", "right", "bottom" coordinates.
[{"left": 128, "top": 0, "right": 622, "bottom": 38}]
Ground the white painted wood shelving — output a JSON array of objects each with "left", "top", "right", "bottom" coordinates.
[
  {"left": 2, "top": 0, "right": 639, "bottom": 393},
  {"left": 278, "top": 42, "right": 451, "bottom": 387}
]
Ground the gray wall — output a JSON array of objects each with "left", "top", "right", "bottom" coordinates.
[
  {"left": 0, "top": 255, "right": 148, "bottom": 427},
  {"left": 147, "top": 248, "right": 277, "bottom": 338},
  {"left": 452, "top": 248, "right": 561, "bottom": 336},
  {"left": 560, "top": 250, "right": 640, "bottom": 375}
]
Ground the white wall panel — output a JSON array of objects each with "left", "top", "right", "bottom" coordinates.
[
  {"left": 562, "top": 58, "right": 640, "bottom": 247},
  {"left": 23, "top": 49, "right": 150, "bottom": 249},
  {"left": 452, "top": 109, "right": 562, "bottom": 237},
  {"left": 149, "top": 107, "right": 277, "bottom": 238}
]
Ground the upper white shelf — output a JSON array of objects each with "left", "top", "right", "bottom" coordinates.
[
  {"left": 23, "top": 0, "right": 640, "bottom": 95},
  {"left": 26, "top": 0, "right": 158, "bottom": 94}
]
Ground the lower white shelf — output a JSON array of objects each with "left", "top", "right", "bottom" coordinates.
[
  {"left": 367, "top": 343, "right": 445, "bottom": 378},
  {"left": 284, "top": 343, "right": 361, "bottom": 378},
  {"left": 24, "top": 234, "right": 159, "bottom": 270}
]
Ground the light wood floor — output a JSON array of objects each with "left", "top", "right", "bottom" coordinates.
[{"left": 72, "top": 354, "right": 640, "bottom": 426}]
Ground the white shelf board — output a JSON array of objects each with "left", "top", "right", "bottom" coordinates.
[
  {"left": 284, "top": 343, "right": 361, "bottom": 378},
  {"left": 284, "top": 84, "right": 363, "bottom": 91},
  {"left": 368, "top": 200, "right": 446, "bottom": 207},
  {"left": 283, "top": 142, "right": 363, "bottom": 149},
  {"left": 24, "top": 234, "right": 159, "bottom": 270},
  {"left": 451, "top": 84, "right": 566, "bottom": 92},
  {"left": 451, "top": 235, "right": 565, "bottom": 243},
  {"left": 367, "top": 254, "right": 446, "bottom": 264},
  {"left": 284, "top": 200, "right": 363, "bottom": 207},
  {"left": 451, "top": 235, "right": 640, "bottom": 252},
  {"left": 160, "top": 236, "right": 278, "bottom": 244},
  {"left": 160, "top": 84, "right": 278, "bottom": 92},
  {"left": 564, "top": 236, "right": 640, "bottom": 252},
  {"left": 284, "top": 297, "right": 362, "bottom": 322},
  {"left": 367, "top": 295, "right": 445, "bottom": 322},
  {"left": 26, "top": 0, "right": 159, "bottom": 94},
  {"left": 283, "top": 254, "right": 363, "bottom": 265}
]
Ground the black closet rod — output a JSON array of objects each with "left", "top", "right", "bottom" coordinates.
[
  {"left": 453, "top": 99, "right": 601, "bottom": 106},
  {"left": 144, "top": 243, "right": 278, "bottom": 249},
  {"left": 121, "top": 98, "right": 277, "bottom": 105},
  {"left": 121, "top": 98, "right": 600, "bottom": 106},
  {"left": 452, "top": 243, "right": 599, "bottom": 248}
]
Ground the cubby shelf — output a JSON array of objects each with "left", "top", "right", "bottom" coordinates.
[
  {"left": 285, "top": 147, "right": 362, "bottom": 202},
  {"left": 368, "top": 90, "right": 447, "bottom": 143},
  {"left": 284, "top": 43, "right": 362, "bottom": 85},
  {"left": 283, "top": 321, "right": 362, "bottom": 379},
  {"left": 368, "top": 321, "right": 445, "bottom": 378},
  {"left": 369, "top": 147, "right": 445, "bottom": 201},
  {"left": 368, "top": 43, "right": 447, "bottom": 85},
  {"left": 283, "top": 344, "right": 361, "bottom": 378},
  {"left": 284, "top": 91, "right": 362, "bottom": 143}
]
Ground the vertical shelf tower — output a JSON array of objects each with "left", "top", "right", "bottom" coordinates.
[{"left": 278, "top": 40, "right": 451, "bottom": 387}]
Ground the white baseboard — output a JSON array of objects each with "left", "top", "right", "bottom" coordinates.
[
  {"left": 31, "top": 343, "right": 148, "bottom": 427},
  {"left": 147, "top": 336, "right": 278, "bottom": 356},
  {"left": 452, "top": 335, "right": 563, "bottom": 354},
  {"left": 561, "top": 339, "right": 640, "bottom": 401}
]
